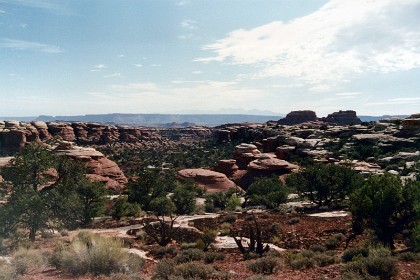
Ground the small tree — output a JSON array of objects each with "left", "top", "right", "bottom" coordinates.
[
  {"left": 128, "top": 169, "right": 166, "bottom": 210},
  {"left": 350, "top": 173, "right": 418, "bottom": 248},
  {"left": 143, "top": 197, "right": 178, "bottom": 246},
  {"left": 286, "top": 163, "right": 362, "bottom": 208},
  {"left": 0, "top": 144, "right": 56, "bottom": 241},
  {"left": 232, "top": 213, "right": 270, "bottom": 258},
  {"left": 171, "top": 180, "right": 197, "bottom": 215},
  {"left": 246, "top": 176, "right": 288, "bottom": 209}
]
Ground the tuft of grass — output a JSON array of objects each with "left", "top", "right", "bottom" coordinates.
[{"left": 175, "top": 248, "right": 204, "bottom": 264}]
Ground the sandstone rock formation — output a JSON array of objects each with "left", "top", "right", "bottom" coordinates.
[
  {"left": 0, "top": 121, "right": 162, "bottom": 153},
  {"left": 398, "top": 114, "right": 420, "bottom": 136},
  {"left": 214, "top": 159, "right": 239, "bottom": 177},
  {"left": 54, "top": 141, "right": 127, "bottom": 190},
  {"left": 277, "top": 110, "right": 318, "bottom": 125},
  {"left": 248, "top": 154, "right": 299, "bottom": 172},
  {"left": 233, "top": 143, "right": 262, "bottom": 169},
  {"left": 177, "top": 168, "right": 238, "bottom": 193},
  {"left": 320, "top": 110, "right": 362, "bottom": 125}
]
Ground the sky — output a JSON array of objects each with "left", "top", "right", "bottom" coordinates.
[{"left": 0, "top": 0, "right": 419, "bottom": 117}]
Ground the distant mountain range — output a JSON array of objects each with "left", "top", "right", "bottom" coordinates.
[
  {"left": 0, "top": 113, "right": 410, "bottom": 127},
  {"left": 359, "top": 115, "right": 409, "bottom": 122}
]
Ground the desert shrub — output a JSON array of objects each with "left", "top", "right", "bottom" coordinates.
[
  {"left": 219, "top": 222, "right": 231, "bottom": 236},
  {"left": 342, "top": 247, "right": 369, "bottom": 262},
  {"left": 287, "top": 254, "right": 314, "bottom": 270},
  {"left": 198, "top": 229, "right": 218, "bottom": 251},
  {"left": 245, "top": 275, "right": 269, "bottom": 280},
  {"left": 270, "top": 223, "right": 281, "bottom": 234},
  {"left": 152, "top": 259, "right": 176, "bottom": 280},
  {"left": 204, "top": 252, "right": 225, "bottom": 263},
  {"left": 174, "top": 262, "right": 216, "bottom": 279},
  {"left": 180, "top": 242, "right": 197, "bottom": 250},
  {"left": 226, "top": 194, "right": 241, "bottom": 211},
  {"left": 398, "top": 251, "right": 420, "bottom": 262},
  {"left": 110, "top": 272, "right": 144, "bottom": 280},
  {"left": 151, "top": 246, "right": 178, "bottom": 259},
  {"left": 312, "top": 253, "right": 335, "bottom": 267},
  {"left": 11, "top": 247, "right": 47, "bottom": 275},
  {"left": 342, "top": 246, "right": 398, "bottom": 280},
  {"left": 287, "top": 217, "right": 300, "bottom": 225},
  {"left": 52, "top": 233, "right": 145, "bottom": 276},
  {"left": 309, "top": 245, "right": 327, "bottom": 253},
  {"left": 222, "top": 214, "right": 237, "bottom": 224},
  {"left": 175, "top": 248, "right": 204, "bottom": 263},
  {"left": 247, "top": 256, "right": 280, "bottom": 275},
  {"left": 325, "top": 233, "right": 345, "bottom": 249},
  {"left": 0, "top": 264, "right": 15, "bottom": 280}
]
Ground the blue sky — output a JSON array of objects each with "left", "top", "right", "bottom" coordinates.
[{"left": 0, "top": 0, "right": 419, "bottom": 117}]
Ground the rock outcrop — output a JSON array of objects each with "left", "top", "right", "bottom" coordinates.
[
  {"left": 177, "top": 168, "right": 238, "bottom": 193},
  {"left": 54, "top": 141, "right": 128, "bottom": 190},
  {"left": 398, "top": 114, "right": 420, "bottom": 136},
  {"left": 278, "top": 110, "right": 318, "bottom": 125},
  {"left": 321, "top": 110, "right": 362, "bottom": 125},
  {"left": 248, "top": 154, "right": 299, "bottom": 173},
  {"left": 0, "top": 121, "right": 161, "bottom": 153}
]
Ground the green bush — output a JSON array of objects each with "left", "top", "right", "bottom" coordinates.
[
  {"left": 246, "top": 176, "right": 288, "bottom": 209},
  {"left": 226, "top": 194, "right": 241, "bottom": 211},
  {"left": 247, "top": 256, "right": 280, "bottom": 275},
  {"left": 12, "top": 247, "right": 47, "bottom": 275},
  {"left": 112, "top": 197, "right": 142, "bottom": 220}
]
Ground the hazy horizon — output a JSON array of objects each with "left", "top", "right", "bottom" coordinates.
[{"left": 1, "top": 0, "right": 419, "bottom": 117}]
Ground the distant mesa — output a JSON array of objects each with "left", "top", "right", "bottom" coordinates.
[{"left": 277, "top": 110, "right": 361, "bottom": 126}]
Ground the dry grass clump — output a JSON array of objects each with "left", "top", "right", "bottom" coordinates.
[
  {"left": 51, "top": 231, "right": 145, "bottom": 276},
  {"left": 12, "top": 247, "right": 48, "bottom": 275}
]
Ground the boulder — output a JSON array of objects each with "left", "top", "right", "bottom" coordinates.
[{"left": 178, "top": 168, "right": 238, "bottom": 193}]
